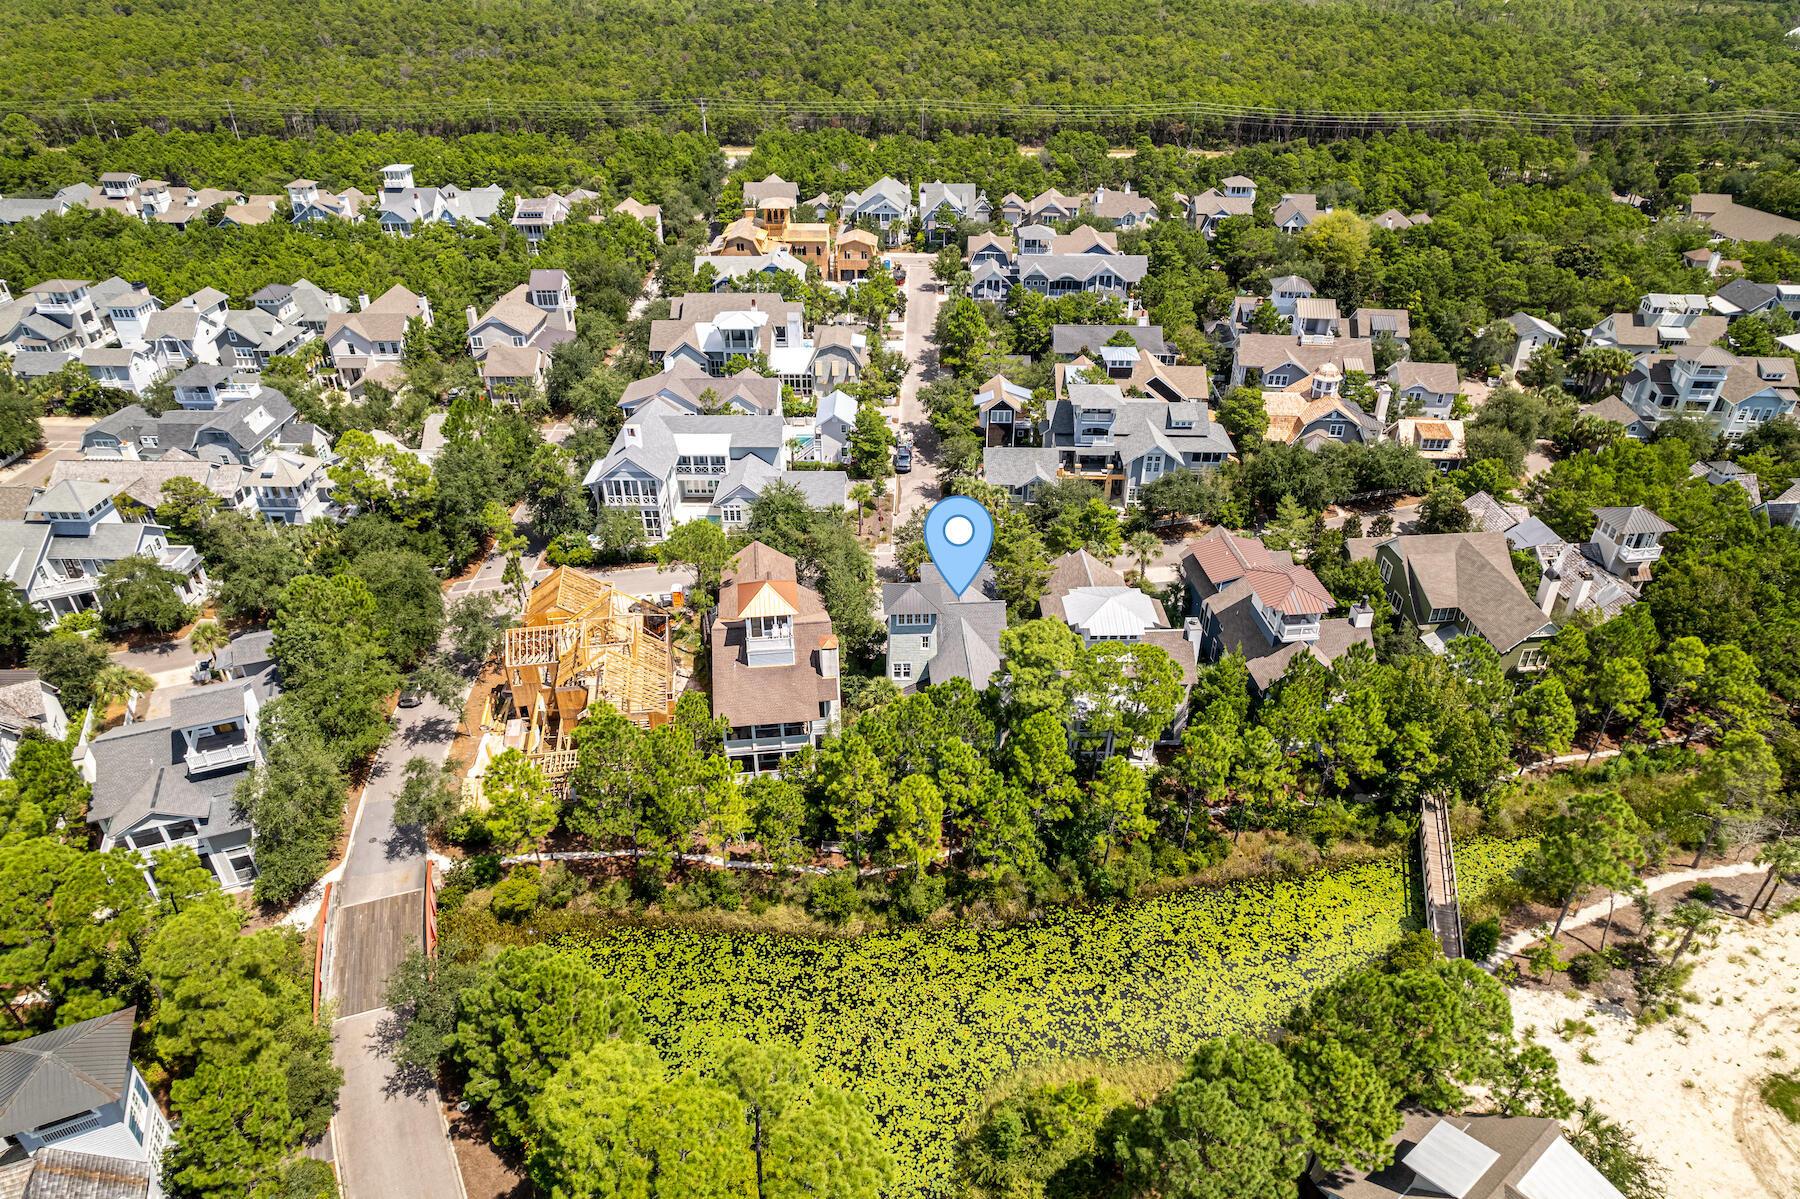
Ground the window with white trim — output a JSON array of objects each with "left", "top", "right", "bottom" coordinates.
[
  {"left": 892, "top": 660, "right": 913, "bottom": 680},
  {"left": 893, "top": 612, "right": 932, "bottom": 628}
]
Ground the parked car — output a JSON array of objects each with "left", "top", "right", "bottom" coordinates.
[
  {"left": 398, "top": 688, "right": 423, "bottom": 708},
  {"left": 895, "top": 444, "right": 913, "bottom": 473}
]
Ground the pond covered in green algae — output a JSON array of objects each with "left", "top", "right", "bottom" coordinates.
[{"left": 561, "top": 839, "right": 1531, "bottom": 1196}]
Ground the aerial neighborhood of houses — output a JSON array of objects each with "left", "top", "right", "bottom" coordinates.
[{"left": 4, "top": 142, "right": 1800, "bottom": 1199}]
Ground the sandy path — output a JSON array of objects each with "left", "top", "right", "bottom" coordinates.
[{"left": 1511, "top": 915, "right": 1800, "bottom": 1198}]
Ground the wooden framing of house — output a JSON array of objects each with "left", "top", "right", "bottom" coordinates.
[{"left": 493, "top": 567, "right": 676, "bottom": 785}]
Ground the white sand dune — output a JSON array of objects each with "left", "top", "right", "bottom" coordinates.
[{"left": 1511, "top": 915, "right": 1800, "bottom": 1199}]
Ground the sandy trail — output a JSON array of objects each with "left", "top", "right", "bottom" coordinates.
[{"left": 1511, "top": 915, "right": 1800, "bottom": 1198}]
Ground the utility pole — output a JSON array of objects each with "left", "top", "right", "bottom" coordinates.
[
  {"left": 699, "top": 99, "right": 708, "bottom": 138},
  {"left": 919, "top": 100, "right": 926, "bottom": 139},
  {"left": 83, "top": 100, "right": 98, "bottom": 139},
  {"left": 226, "top": 99, "right": 240, "bottom": 141},
  {"left": 488, "top": 98, "right": 496, "bottom": 133}
]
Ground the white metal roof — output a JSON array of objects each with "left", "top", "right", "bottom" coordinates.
[
  {"left": 1514, "top": 1136, "right": 1627, "bottom": 1199},
  {"left": 1403, "top": 1122, "right": 1500, "bottom": 1198}
]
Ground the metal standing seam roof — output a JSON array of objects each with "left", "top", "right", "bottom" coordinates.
[
  {"left": 1592, "top": 505, "right": 1676, "bottom": 536},
  {"left": 0, "top": 1008, "right": 135, "bottom": 1139}
]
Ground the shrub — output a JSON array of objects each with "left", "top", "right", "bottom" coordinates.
[
  {"left": 1387, "top": 929, "right": 1442, "bottom": 971},
  {"left": 1464, "top": 917, "right": 1502, "bottom": 961},
  {"left": 1762, "top": 1071, "right": 1800, "bottom": 1124},
  {"left": 465, "top": 854, "right": 504, "bottom": 887},
  {"left": 538, "top": 861, "right": 583, "bottom": 909},
  {"left": 54, "top": 609, "right": 101, "bottom": 634},
  {"left": 1687, "top": 881, "right": 1716, "bottom": 903},
  {"left": 1566, "top": 952, "right": 1611, "bottom": 986},
  {"left": 808, "top": 869, "right": 862, "bottom": 923},
  {"left": 491, "top": 871, "right": 541, "bottom": 921},
  {"left": 892, "top": 873, "right": 946, "bottom": 924},
  {"left": 544, "top": 531, "right": 595, "bottom": 567}
]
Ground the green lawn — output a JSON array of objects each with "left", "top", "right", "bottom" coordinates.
[{"left": 560, "top": 838, "right": 1531, "bottom": 1195}]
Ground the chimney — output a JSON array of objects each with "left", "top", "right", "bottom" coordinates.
[
  {"left": 1374, "top": 384, "right": 1392, "bottom": 424},
  {"left": 1184, "top": 616, "right": 1204, "bottom": 644},
  {"left": 1096, "top": 185, "right": 1107, "bottom": 204},
  {"left": 819, "top": 634, "right": 840, "bottom": 679},
  {"left": 1349, "top": 599, "right": 1374, "bottom": 629},
  {"left": 787, "top": 310, "right": 803, "bottom": 347},
  {"left": 465, "top": 305, "right": 478, "bottom": 334},
  {"left": 1571, "top": 573, "right": 1593, "bottom": 613},
  {"left": 1536, "top": 571, "right": 1560, "bottom": 616},
  {"left": 357, "top": 292, "right": 371, "bottom": 311}
]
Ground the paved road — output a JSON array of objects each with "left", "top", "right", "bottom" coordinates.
[
  {"left": 889, "top": 253, "right": 944, "bottom": 534},
  {"left": 0, "top": 417, "right": 94, "bottom": 488},
  {"left": 327, "top": 692, "right": 465, "bottom": 1199}
]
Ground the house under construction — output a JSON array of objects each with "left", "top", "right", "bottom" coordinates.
[{"left": 474, "top": 567, "right": 676, "bottom": 792}]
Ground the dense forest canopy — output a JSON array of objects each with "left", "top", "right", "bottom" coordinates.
[{"left": 3, "top": 0, "right": 1800, "bottom": 141}]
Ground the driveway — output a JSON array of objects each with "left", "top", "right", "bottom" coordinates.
[
  {"left": 887, "top": 252, "right": 944, "bottom": 532},
  {"left": 326, "top": 692, "right": 465, "bottom": 1199}
]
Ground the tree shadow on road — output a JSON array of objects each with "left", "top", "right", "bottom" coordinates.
[
  {"left": 371, "top": 1010, "right": 440, "bottom": 1099},
  {"left": 400, "top": 714, "right": 457, "bottom": 748}
]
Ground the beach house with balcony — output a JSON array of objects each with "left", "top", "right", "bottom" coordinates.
[
  {"left": 0, "top": 481, "right": 208, "bottom": 620},
  {"left": 1182, "top": 529, "right": 1373, "bottom": 694},
  {"left": 709, "top": 542, "right": 842, "bottom": 775},
  {"left": 81, "top": 631, "right": 279, "bottom": 893},
  {"left": 0, "top": 1007, "right": 169, "bottom": 1192}
]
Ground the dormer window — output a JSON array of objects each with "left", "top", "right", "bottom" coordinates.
[
  {"left": 1421, "top": 438, "right": 1450, "bottom": 452},
  {"left": 748, "top": 615, "right": 791, "bottom": 640}
]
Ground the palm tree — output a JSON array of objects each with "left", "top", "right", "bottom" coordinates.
[
  {"left": 1126, "top": 530, "right": 1161, "bottom": 581},
  {"left": 189, "top": 620, "right": 230, "bottom": 663},
  {"left": 1749, "top": 837, "right": 1800, "bottom": 916},
  {"left": 92, "top": 664, "right": 155, "bottom": 719},
  {"left": 1665, "top": 898, "right": 1719, "bottom": 964},
  {"left": 849, "top": 482, "right": 874, "bottom": 536}
]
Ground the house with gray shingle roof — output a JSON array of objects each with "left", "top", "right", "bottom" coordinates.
[
  {"left": 87, "top": 277, "right": 159, "bottom": 346},
  {"left": 323, "top": 285, "right": 433, "bottom": 394},
  {"left": 582, "top": 407, "right": 845, "bottom": 542},
  {"left": 0, "top": 482, "right": 208, "bottom": 619},
  {"left": 1086, "top": 185, "right": 1158, "bottom": 229},
  {"left": 919, "top": 181, "right": 990, "bottom": 245},
  {"left": 80, "top": 345, "right": 158, "bottom": 397},
  {"left": 1620, "top": 345, "right": 1798, "bottom": 437},
  {"left": 80, "top": 633, "right": 277, "bottom": 893},
  {"left": 881, "top": 563, "right": 1006, "bottom": 692},
  {"left": 1272, "top": 193, "right": 1323, "bottom": 233},
  {"left": 0, "top": 1007, "right": 168, "bottom": 1184},
  {"left": 1757, "top": 479, "right": 1800, "bottom": 528},
  {"left": 840, "top": 177, "right": 914, "bottom": 246},
  {"left": 1045, "top": 380, "right": 1234, "bottom": 508},
  {"left": 1581, "top": 396, "right": 1652, "bottom": 442},
  {"left": 1388, "top": 360, "right": 1461, "bottom": 418},
  {"left": 0, "top": 669, "right": 68, "bottom": 780},
  {"left": 84, "top": 391, "right": 297, "bottom": 466}
]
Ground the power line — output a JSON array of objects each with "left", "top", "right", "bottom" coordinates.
[{"left": 1, "top": 94, "right": 1796, "bottom": 134}]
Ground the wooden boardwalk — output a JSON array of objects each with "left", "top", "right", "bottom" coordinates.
[
  {"left": 1420, "top": 796, "right": 1464, "bottom": 957},
  {"left": 330, "top": 891, "right": 423, "bottom": 1018}
]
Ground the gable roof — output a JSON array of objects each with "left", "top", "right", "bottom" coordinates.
[
  {"left": 0, "top": 1008, "right": 135, "bottom": 1138},
  {"left": 1390, "top": 360, "right": 1460, "bottom": 393},
  {"left": 1592, "top": 505, "right": 1676, "bottom": 536},
  {"left": 1385, "top": 532, "right": 1553, "bottom": 651}
]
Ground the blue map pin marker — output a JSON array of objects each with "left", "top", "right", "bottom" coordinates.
[{"left": 923, "top": 496, "right": 995, "bottom": 597}]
